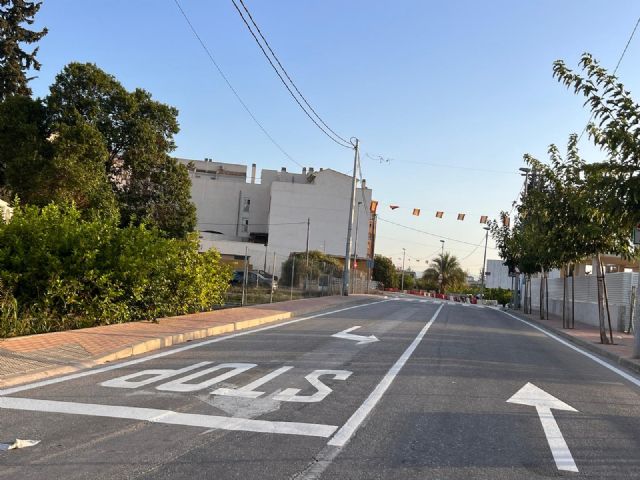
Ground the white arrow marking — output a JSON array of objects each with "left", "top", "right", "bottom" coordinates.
[
  {"left": 507, "top": 382, "right": 578, "bottom": 472},
  {"left": 331, "top": 326, "right": 379, "bottom": 345}
]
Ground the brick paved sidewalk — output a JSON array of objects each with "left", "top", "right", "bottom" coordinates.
[
  {"left": 506, "top": 308, "right": 640, "bottom": 374},
  {"left": 0, "top": 295, "right": 379, "bottom": 388}
]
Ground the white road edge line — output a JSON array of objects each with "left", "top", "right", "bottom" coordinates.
[
  {"left": 0, "top": 299, "right": 391, "bottom": 397},
  {"left": 500, "top": 310, "right": 640, "bottom": 389},
  {"left": 0, "top": 397, "right": 337, "bottom": 438},
  {"left": 327, "top": 303, "right": 444, "bottom": 447}
]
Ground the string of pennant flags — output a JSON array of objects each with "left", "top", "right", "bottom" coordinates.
[{"left": 370, "top": 201, "right": 510, "bottom": 226}]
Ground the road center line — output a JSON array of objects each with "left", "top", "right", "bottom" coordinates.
[
  {"left": 500, "top": 310, "right": 640, "bottom": 389},
  {"left": 0, "top": 299, "right": 390, "bottom": 397},
  {"left": 327, "top": 303, "right": 444, "bottom": 447}
]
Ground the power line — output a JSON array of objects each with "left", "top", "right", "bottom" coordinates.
[
  {"left": 199, "top": 222, "right": 308, "bottom": 226},
  {"left": 377, "top": 216, "right": 498, "bottom": 250},
  {"left": 460, "top": 234, "right": 488, "bottom": 261},
  {"left": 364, "top": 153, "right": 519, "bottom": 175},
  {"left": 578, "top": 14, "right": 640, "bottom": 143},
  {"left": 172, "top": 0, "right": 304, "bottom": 168},
  {"left": 236, "top": 0, "right": 350, "bottom": 147},
  {"left": 230, "top": 0, "right": 351, "bottom": 149}
]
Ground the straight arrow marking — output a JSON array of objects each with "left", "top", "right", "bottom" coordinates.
[
  {"left": 507, "top": 382, "right": 578, "bottom": 472},
  {"left": 331, "top": 326, "right": 379, "bottom": 345}
]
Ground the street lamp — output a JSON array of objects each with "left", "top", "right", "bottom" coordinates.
[
  {"left": 480, "top": 226, "right": 490, "bottom": 303},
  {"left": 440, "top": 239, "right": 445, "bottom": 256}
]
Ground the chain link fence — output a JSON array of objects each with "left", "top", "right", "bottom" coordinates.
[{"left": 223, "top": 251, "right": 382, "bottom": 308}]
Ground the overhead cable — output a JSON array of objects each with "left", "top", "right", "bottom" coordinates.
[
  {"left": 172, "top": 0, "right": 304, "bottom": 168},
  {"left": 236, "top": 0, "right": 351, "bottom": 146},
  {"left": 230, "top": 0, "right": 351, "bottom": 149},
  {"left": 378, "top": 216, "right": 498, "bottom": 250},
  {"left": 578, "top": 14, "right": 640, "bottom": 143}
]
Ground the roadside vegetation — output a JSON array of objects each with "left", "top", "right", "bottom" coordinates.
[
  {"left": 490, "top": 53, "right": 640, "bottom": 344},
  {"left": 0, "top": 1, "right": 230, "bottom": 337}
]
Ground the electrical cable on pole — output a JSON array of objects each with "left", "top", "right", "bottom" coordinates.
[
  {"left": 230, "top": 0, "right": 351, "bottom": 149},
  {"left": 342, "top": 138, "right": 360, "bottom": 295},
  {"left": 235, "top": 0, "right": 351, "bottom": 146},
  {"left": 172, "top": 0, "right": 305, "bottom": 168},
  {"left": 577, "top": 15, "right": 640, "bottom": 143}
]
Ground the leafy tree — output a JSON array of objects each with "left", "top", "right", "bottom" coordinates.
[
  {"left": 280, "top": 250, "right": 341, "bottom": 287},
  {"left": 422, "top": 252, "right": 466, "bottom": 293},
  {"left": 0, "top": 0, "right": 47, "bottom": 99},
  {"left": 372, "top": 254, "right": 397, "bottom": 289},
  {"left": 46, "top": 62, "right": 196, "bottom": 237},
  {"left": 0, "top": 96, "right": 117, "bottom": 218}
]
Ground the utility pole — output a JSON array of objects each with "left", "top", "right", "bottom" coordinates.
[
  {"left": 270, "top": 251, "right": 276, "bottom": 304},
  {"left": 241, "top": 246, "right": 248, "bottom": 306},
  {"left": 401, "top": 248, "right": 406, "bottom": 291},
  {"left": 480, "top": 226, "right": 490, "bottom": 303},
  {"left": 342, "top": 138, "right": 359, "bottom": 296},
  {"left": 305, "top": 218, "right": 310, "bottom": 268},
  {"left": 352, "top": 201, "right": 362, "bottom": 293}
]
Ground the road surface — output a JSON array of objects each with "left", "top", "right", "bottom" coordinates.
[{"left": 1, "top": 297, "right": 639, "bottom": 479}]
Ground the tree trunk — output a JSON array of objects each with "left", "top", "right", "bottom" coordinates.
[
  {"left": 562, "top": 265, "right": 567, "bottom": 328},
  {"left": 545, "top": 272, "right": 549, "bottom": 320},
  {"left": 601, "top": 265, "right": 614, "bottom": 344},
  {"left": 571, "top": 265, "right": 575, "bottom": 329},
  {"left": 595, "top": 254, "right": 610, "bottom": 344},
  {"left": 539, "top": 271, "right": 545, "bottom": 320}
]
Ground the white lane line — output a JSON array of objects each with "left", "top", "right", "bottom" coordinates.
[
  {"left": 0, "top": 396, "right": 337, "bottom": 438},
  {"left": 0, "top": 299, "right": 391, "bottom": 397},
  {"left": 327, "top": 303, "right": 444, "bottom": 447},
  {"left": 500, "top": 310, "right": 640, "bottom": 389}
]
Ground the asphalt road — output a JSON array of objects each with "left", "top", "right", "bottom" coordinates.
[{"left": 1, "top": 297, "right": 639, "bottom": 479}]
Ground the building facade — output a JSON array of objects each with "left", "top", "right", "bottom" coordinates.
[{"left": 179, "top": 159, "right": 375, "bottom": 276}]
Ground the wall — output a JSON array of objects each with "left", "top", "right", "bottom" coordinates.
[
  {"left": 267, "top": 170, "right": 371, "bottom": 260},
  {"left": 485, "top": 259, "right": 512, "bottom": 289},
  {"left": 528, "top": 272, "right": 638, "bottom": 331}
]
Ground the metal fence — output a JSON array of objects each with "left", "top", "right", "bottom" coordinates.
[{"left": 222, "top": 252, "right": 381, "bottom": 308}]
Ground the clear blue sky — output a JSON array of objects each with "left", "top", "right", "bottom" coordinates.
[{"left": 29, "top": 0, "right": 640, "bottom": 275}]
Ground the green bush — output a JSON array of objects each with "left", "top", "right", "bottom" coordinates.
[
  {"left": 0, "top": 203, "right": 230, "bottom": 337},
  {"left": 483, "top": 287, "right": 512, "bottom": 306}
]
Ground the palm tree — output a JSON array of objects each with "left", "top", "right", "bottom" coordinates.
[{"left": 422, "top": 252, "right": 466, "bottom": 294}]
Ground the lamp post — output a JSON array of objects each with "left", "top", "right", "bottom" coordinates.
[
  {"left": 440, "top": 239, "right": 445, "bottom": 257},
  {"left": 401, "top": 248, "right": 406, "bottom": 291},
  {"left": 480, "top": 226, "right": 490, "bottom": 303}
]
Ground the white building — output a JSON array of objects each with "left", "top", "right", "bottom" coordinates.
[
  {"left": 484, "top": 259, "right": 512, "bottom": 289},
  {"left": 179, "top": 159, "right": 374, "bottom": 276}
]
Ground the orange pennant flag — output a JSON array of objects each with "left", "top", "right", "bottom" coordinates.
[
  {"left": 479, "top": 215, "right": 488, "bottom": 224},
  {"left": 435, "top": 211, "right": 444, "bottom": 218},
  {"left": 457, "top": 213, "right": 465, "bottom": 221},
  {"left": 412, "top": 208, "right": 420, "bottom": 216},
  {"left": 370, "top": 200, "right": 379, "bottom": 213},
  {"left": 389, "top": 205, "right": 400, "bottom": 210}
]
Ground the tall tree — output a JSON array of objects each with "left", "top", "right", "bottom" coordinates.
[
  {"left": 423, "top": 252, "right": 466, "bottom": 294},
  {"left": 46, "top": 63, "right": 196, "bottom": 237},
  {"left": 0, "top": 95, "right": 117, "bottom": 218},
  {"left": 372, "top": 254, "right": 397, "bottom": 289},
  {"left": 0, "top": 0, "right": 47, "bottom": 99}
]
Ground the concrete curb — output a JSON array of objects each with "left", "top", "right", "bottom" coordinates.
[
  {"left": 0, "top": 296, "right": 377, "bottom": 389},
  {"left": 506, "top": 309, "right": 640, "bottom": 376}
]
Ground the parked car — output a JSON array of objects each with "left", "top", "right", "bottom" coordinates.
[{"left": 230, "top": 270, "right": 278, "bottom": 289}]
